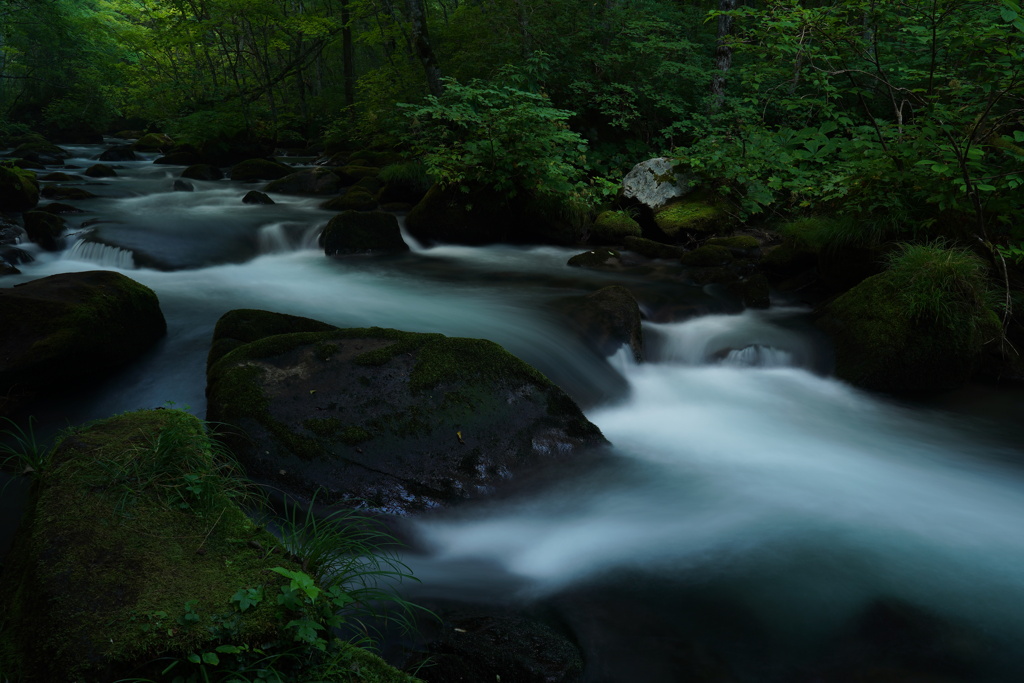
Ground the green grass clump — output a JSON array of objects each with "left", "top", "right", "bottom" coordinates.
[{"left": 378, "top": 162, "right": 433, "bottom": 192}]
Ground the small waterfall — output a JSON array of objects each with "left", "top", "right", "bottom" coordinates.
[
  {"left": 721, "top": 344, "right": 795, "bottom": 368},
  {"left": 259, "top": 222, "right": 326, "bottom": 253},
  {"left": 66, "top": 239, "right": 136, "bottom": 269}
]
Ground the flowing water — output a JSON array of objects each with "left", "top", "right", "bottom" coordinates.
[{"left": 4, "top": 142, "right": 1024, "bottom": 681}]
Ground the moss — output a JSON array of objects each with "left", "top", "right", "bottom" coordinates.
[
  {"left": 654, "top": 198, "right": 725, "bottom": 237},
  {"left": 322, "top": 188, "right": 379, "bottom": 212},
  {"left": 0, "top": 165, "right": 39, "bottom": 211},
  {"left": 622, "top": 235, "right": 683, "bottom": 259},
  {"left": 705, "top": 235, "right": 760, "bottom": 251},
  {"left": 229, "top": 158, "right": 292, "bottom": 182},
  {"left": 680, "top": 244, "right": 734, "bottom": 267},
  {"left": 0, "top": 410, "right": 297, "bottom": 681},
  {"left": 591, "top": 210, "right": 642, "bottom": 243},
  {"left": 567, "top": 249, "right": 623, "bottom": 269}
]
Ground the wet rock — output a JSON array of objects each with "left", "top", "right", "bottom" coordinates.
[
  {"left": 11, "top": 140, "right": 70, "bottom": 165},
  {"left": 559, "top": 285, "right": 644, "bottom": 361},
  {"left": 242, "top": 190, "right": 275, "bottom": 205},
  {"left": 84, "top": 163, "right": 117, "bottom": 178},
  {"left": 132, "top": 132, "right": 173, "bottom": 152},
  {"left": 154, "top": 151, "right": 200, "bottom": 165},
  {"left": 320, "top": 210, "right": 409, "bottom": 255},
  {"left": 40, "top": 186, "right": 97, "bottom": 201},
  {"left": 0, "top": 165, "right": 39, "bottom": 211},
  {"left": 623, "top": 235, "right": 684, "bottom": 259},
  {"left": 229, "top": 157, "right": 292, "bottom": 182},
  {"left": 0, "top": 261, "right": 19, "bottom": 276},
  {"left": 39, "top": 171, "right": 81, "bottom": 181},
  {"left": 405, "top": 604, "right": 583, "bottom": 683},
  {"left": 39, "top": 202, "right": 85, "bottom": 214},
  {"left": 205, "top": 309, "right": 607, "bottom": 514},
  {"left": 0, "top": 270, "right": 166, "bottom": 413},
  {"left": 22, "top": 210, "right": 66, "bottom": 251},
  {"left": 680, "top": 245, "right": 734, "bottom": 267},
  {"left": 181, "top": 164, "right": 225, "bottom": 181},
  {"left": 264, "top": 167, "right": 343, "bottom": 195},
  {"left": 172, "top": 179, "right": 194, "bottom": 192},
  {"left": 332, "top": 164, "right": 381, "bottom": 185},
  {"left": 99, "top": 144, "right": 138, "bottom": 162},
  {"left": 567, "top": 249, "right": 624, "bottom": 270},
  {"left": 321, "top": 187, "right": 378, "bottom": 212}
]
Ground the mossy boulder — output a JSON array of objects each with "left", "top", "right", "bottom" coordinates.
[
  {"left": 705, "top": 235, "right": 761, "bottom": 253},
  {"left": 725, "top": 273, "right": 771, "bottom": 309},
  {"left": 11, "top": 140, "right": 69, "bottom": 165},
  {"left": 243, "top": 190, "right": 275, "bottom": 205},
  {"left": 591, "top": 210, "right": 642, "bottom": 244},
  {"left": 0, "top": 410, "right": 295, "bottom": 681},
  {"left": 654, "top": 198, "right": 727, "bottom": 240},
  {"left": 680, "top": 245, "right": 734, "bottom": 267},
  {"left": 559, "top": 285, "right": 645, "bottom": 362},
  {"left": 181, "top": 163, "right": 225, "bottom": 181},
  {"left": 99, "top": 144, "right": 138, "bottom": 162},
  {"left": 22, "top": 210, "right": 66, "bottom": 251},
  {"left": 39, "top": 171, "right": 80, "bottom": 181},
  {"left": 0, "top": 165, "right": 39, "bottom": 211},
  {"left": 154, "top": 150, "right": 201, "bottom": 165},
  {"left": 567, "top": 249, "right": 624, "bottom": 270},
  {"left": 40, "top": 185, "right": 97, "bottom": 201},
  {"left": 332, "top": 165, "right": 380, "bottom": 185},
  {"left": 622, "top": 235, "right": 685, "bottom": 260},
  {"left": 84, "top": 163, "right": 117, "bottom": 178},
  {"left": 320, "top": 210, "right": 409, "bottom": 255},
  {"left": 229, "top": 158, "right": 293, "bottom": 182},
  {"left": 264, "top": 168, "right": 343, "bottom": 196},
  {"left": 816, "top": 245, "right": 1000, "bottom": 393},
  {"left": 205, "top": 310, "right": 607, "bottom": 514},
  {"left": 132, "top": 132, "right": 173, "bottom": 152},
  {"left": 322, "top": 187, "right": 379, "bottom": 212},
  {"left": 0, "top": 270, "right": 167, "bottom": 413}
]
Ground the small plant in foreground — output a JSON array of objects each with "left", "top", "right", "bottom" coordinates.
[{"left": 0, "top": 417, "right": 49, "bottom": 478}]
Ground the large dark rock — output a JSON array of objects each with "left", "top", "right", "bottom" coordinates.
[
  {"left": 132, "top": 132, "right": 173, "bottom": 152},
  {"left": 99, "top": 144, "right": 138, "bottom": 162},
  {"left": 40, "top": 186, "right": 97, "bottom": 201},
  {"left": 242, "top": 190, "right": 275, "bottom": 205},
  {"left": 84, "top": 163, "right": 117, "bottom": 178},
  {"left": 405, "top": 604, "right": 583, "bottom": 683},
  {"left": 0, "top": 271, "right": 167, "bottom": 413},
  {"left": 181, "top": 163, "right": 225, "bottom": 181},
  {"left": 321, "top": 187, "right": 378, "bottom": 212},
  {"left": 11, "top": 140, "right": 69, "bottom": 165},
  {"left": 815, "top": 248, "right": 999, "bottom": 393},
  {"left": 0, "top": 409, "right": 413, "bottom": 683},
  {"left": 205, "top": 310, "right": 607, "bottom": 514},
  {"left": 264, "top": 167, "right": 343, "bottom": 195},
  {"left": 22, "top": 210, "right": 66, "bottom": 251},
  {"left": 0, "top": 165, "right": 39, "bottom": 211},
  {"left": 559, "top": 285, "right": 644, "bottom": 362},
  {"left": 229, "top": 158, "right": 292, "bottom": 182},
  {"left": 320, "top": 210, "right": 409, "bottom": 255},
  {"left": 154, "top": 150, "right": 200, "bottom": 165}
]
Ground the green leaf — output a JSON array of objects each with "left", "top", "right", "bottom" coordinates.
[
  {"left": 930, "top": 164, "right": 950, "bottom": 173},
  {"left": 202, "top": 652, "right": 220, "bottom": 666}
]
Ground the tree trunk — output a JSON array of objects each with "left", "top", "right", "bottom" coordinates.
[
  {"left": 404, "top": 0, "right": 443, "bottom": 97},
  {"left": 710, "top": 0, "right": 737, "bottom": 111},
  {"left": 341, "top": 0, "right": 355, "bottom": 109}
]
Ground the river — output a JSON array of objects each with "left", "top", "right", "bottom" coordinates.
[{"left": 4, "top": 142, "right": 1024, "bottom": 681}]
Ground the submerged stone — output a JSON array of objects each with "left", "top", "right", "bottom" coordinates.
[
  {"left": 205, "top": 310, "right": 607, "bottom": 514},
  {"left": 320, "top": 210, "right": 409, "bottom": 255}
]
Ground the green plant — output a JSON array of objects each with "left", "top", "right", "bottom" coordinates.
[{"left": 0, "top": 417, "right": 50, "bottom": 478}]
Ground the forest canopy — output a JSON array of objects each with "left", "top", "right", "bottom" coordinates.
[{"left": 1, "top": 0, "right": 1022, "bottom": 241}]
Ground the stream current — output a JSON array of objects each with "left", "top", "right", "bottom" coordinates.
[{"left": 5, "top": 142, "right": 1024, "bottom": 681}]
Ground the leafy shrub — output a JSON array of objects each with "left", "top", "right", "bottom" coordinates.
[{"left": 400, "top": 77, "right": 589, "bottom": 201}]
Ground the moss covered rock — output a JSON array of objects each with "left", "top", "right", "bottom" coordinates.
[
  {"left": 132, "top": 132, "right": 173, "bottom": 152},
  {"left": 0, "top": 410, "right": 294, "bottom": 681},
  {"left": 264, "top": 168, "right": 343, "bottom": 196},
  {"left": 22, "top": 210, "right": 65, "bottom": 251},
  {"left": 320, "top": 210, "right": 409, "bottom": 255},
  {"left": 705, "top": 235, "right": 761, "bottom": 252},
  {"left": 0, "top": 165, "right": 39, "bottom": 212},
  {"left": 654, "top": 198, "right": 727, "bottom": 239},
  {"left": 181, "top": 164, "right": 225, "bottom": 181},
  {"left": 205, "top": 310, "right": 607, "bottom": 514},
  {"left": 229, "top": 158, "right": 293, "bottom": 182},
  {"left": 591, "top": 210, "right": 642, "bottom": 244},
  {"left": 333, "top": 165, "right": 381, "bottom": 185},
  {"left": 559, "top": 285, "right": 644, "bottom": 362},
  {"left": 242, "top": 190, "right": 275, "bottom": 205},
  {"left": 816, "top": 244, "right": 999, "bottom": 393},
  {"left": 11, "top": 140, "right": 69, "bottom": 165},
  {"left": 40, "top": 185, "right": 97, "bottom": 201},
  {"left": 0, "top": 270, "right": 167, "bottom": 413},
  {"left": 622, "top": 235, "right": 684, "bottom": 259},
  {"left": 84, "top": 163, "right": 118, "bottom": 178},
  {"left": 99, "top": 144, "right": 138, "bottom": 162},
  {"left": 567, "top": 249, "right": 624, "bottom": 270},
  {"left": 322, "top": 187, "right": 379, "bottom": 212},
  {"left": 680, "top": 244, "right": 733, "bottom": 267}
]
